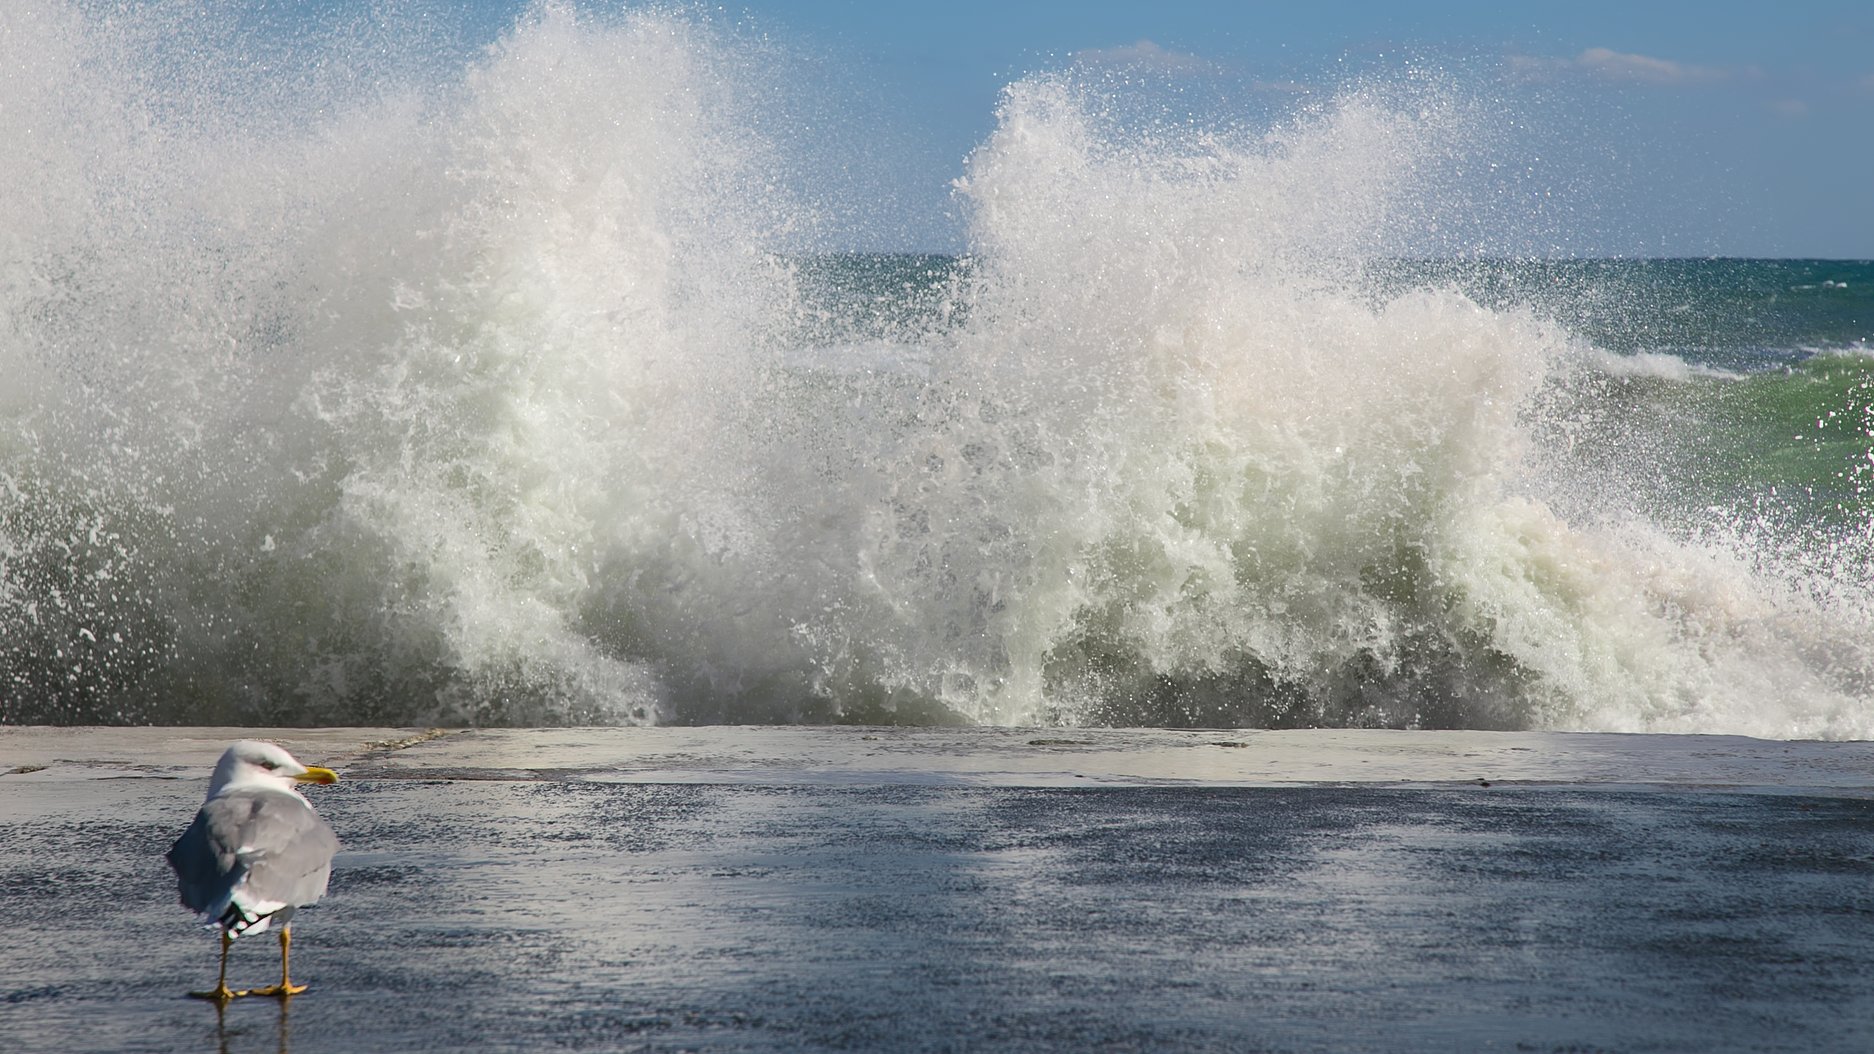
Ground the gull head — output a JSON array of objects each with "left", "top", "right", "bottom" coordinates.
[{"left": 207, "top": 740, "right": 340, "bottom": 798}]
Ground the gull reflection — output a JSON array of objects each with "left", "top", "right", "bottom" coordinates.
[{"left": 210, "top": 995, "right": 292, "bottom": 1054}]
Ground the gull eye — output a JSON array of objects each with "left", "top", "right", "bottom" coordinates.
[{"left": 261, "top": 760, "right": 279, "bottom": 770}]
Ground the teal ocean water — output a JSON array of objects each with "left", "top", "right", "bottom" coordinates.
[{"left": 2, "top": 5, "right": 1870, "bottom": 734}]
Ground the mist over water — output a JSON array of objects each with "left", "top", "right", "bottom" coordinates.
[{"left": 3, "top": 2, "right": 1870, "bottom": 734}]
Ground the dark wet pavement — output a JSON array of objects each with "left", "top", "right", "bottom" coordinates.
[{"left": 6, "top": 767, "right": 1874, "bottom": 1053}]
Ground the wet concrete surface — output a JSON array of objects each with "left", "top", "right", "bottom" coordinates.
[{"left": 4, "top": 728, "right": 1874, "bottom": 1052}]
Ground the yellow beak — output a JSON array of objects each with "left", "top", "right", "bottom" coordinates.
[{"left": 294, "top": 766, "right": 340, "bottom": 785}]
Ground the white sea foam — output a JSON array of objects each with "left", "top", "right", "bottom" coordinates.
[
  {"left": 1, "top": 1, "right": 789, "bottom": 723},
  {"left": 2, "top": 2, "right": 1870, "bottom": 734}
]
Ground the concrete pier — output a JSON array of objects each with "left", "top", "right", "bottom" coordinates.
[{"left": 5, "top": 726, "right": 1873, "bottom": 1052}]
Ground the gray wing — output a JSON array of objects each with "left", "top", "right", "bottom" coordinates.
[{"left": 166, "top": 789, "right": 338, "bottom": 928}]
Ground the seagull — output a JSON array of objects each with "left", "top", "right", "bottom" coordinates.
[{"left": 166, "top": 741, "right": 340, "bottom": 1002}]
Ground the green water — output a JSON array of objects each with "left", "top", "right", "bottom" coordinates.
[{"left": 1464, "top": 260, "right": 1874, "bottom": 530}]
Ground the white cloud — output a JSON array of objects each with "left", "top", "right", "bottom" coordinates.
[
  {"left": 1506, "top": 47, "right": 1731, "bottom": 87},
  {"left": 1072, "top": 39, "right": 1214, "bottom": 74},
  {"left": 1573, "top": 47, "right": 1727, "bottom": 85}
]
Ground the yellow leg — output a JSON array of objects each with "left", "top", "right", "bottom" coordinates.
[
  {"left": 244, "top": 925, "right": 307, "bottom": 998},
  {"left": 188, "top": 931, "right": 238, "bottom": 1002}
]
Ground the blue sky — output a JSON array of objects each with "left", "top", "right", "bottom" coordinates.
[
  {"left": 716, "top": 0, "right": 1874, "bottom": 257},
  {"left": 347, "top": 1, "right": 1874, "bottom": 256}
]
